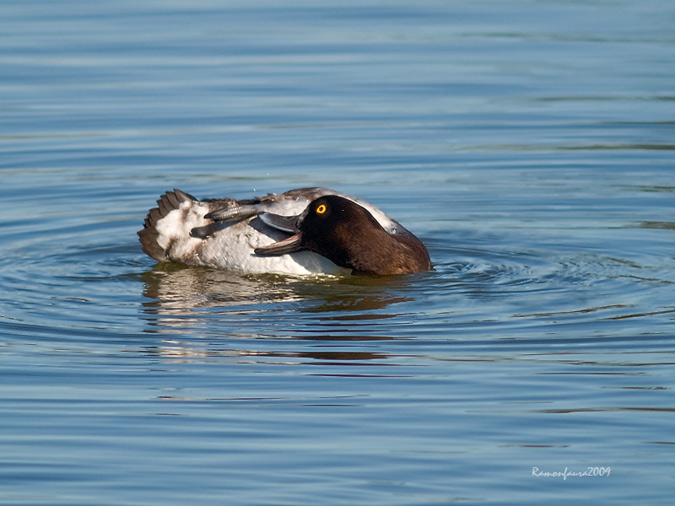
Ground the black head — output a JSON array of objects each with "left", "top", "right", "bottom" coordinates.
[{"left": 299, "top": 195, "right": 382, "bottom": 268}]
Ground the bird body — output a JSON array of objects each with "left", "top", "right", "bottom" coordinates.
[{"left": 139, "top": 187, "right": 431, "bottom": 276}]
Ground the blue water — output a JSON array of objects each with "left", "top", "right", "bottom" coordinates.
[{"left": 1, "top": 1, "right": 674, "bottom": 504}]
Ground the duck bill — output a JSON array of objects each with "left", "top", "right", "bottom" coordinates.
[
  {"left": 258, "top": 212, "right": 299, "bottom": 234},
  {"left": 255, "top": 211, "right": 305, "bottom": 256},
  {"left": 254, "top": 232, "right": 303, "bottom": 256}
]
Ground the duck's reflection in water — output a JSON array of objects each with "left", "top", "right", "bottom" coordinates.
[
  {"left": 141, "top": 263, "right": 302, "bottom": 313},
  {"left": 140, "top": 263, "right": 417, "bottom": 366}
]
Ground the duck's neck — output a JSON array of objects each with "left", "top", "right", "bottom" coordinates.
[{"left": 343, "top": 226, "right": 431, "bottom": 275}]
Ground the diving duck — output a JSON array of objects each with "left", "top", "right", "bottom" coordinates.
[{"left": 139, "top": 187, "right": 431, "bottom": 276}]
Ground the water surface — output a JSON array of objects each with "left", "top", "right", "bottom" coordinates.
[{"left": 1, "top": 1, "right": 674, "bottom": 505}]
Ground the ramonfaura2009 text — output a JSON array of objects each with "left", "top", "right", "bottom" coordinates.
[{"left": 532, "top": 467, "right": 611, "bottom": 480}]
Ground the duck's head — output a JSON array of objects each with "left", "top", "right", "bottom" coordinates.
[{"left": 255, "top": 195, "right": 431, "bottom": 275}]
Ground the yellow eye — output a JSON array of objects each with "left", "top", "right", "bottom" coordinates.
[{"left": 316, "top": 204, "right": 327, "bottom": 215}]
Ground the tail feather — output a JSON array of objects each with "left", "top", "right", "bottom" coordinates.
[{"left": 138, "top": 189, "right": 197, "bottom": 262}]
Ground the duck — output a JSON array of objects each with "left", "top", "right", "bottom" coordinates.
[{"left": 138, "top": 187, "right": 432, "bottom": 276}]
